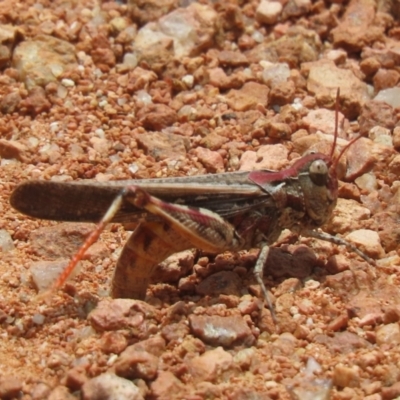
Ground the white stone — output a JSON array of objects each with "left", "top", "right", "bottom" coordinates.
[
  {"left": 0, "top": 230, "right": 14, "bottom": 252},
  {"left": 182, "top": 74, "right": 194, "bottom": 88},
  {"left": 122, "top": 52, "right": 138, "bottom": 69},
  {"left": 355, "top": 172, "right": 378, "bottom": 192},
  {"left": 61, "top": 78, "right": 75, "bottom": 87},
  {"left": 256, "top": 0, "right": 283, "bottom": 25},
  {"left": 262, "top": 62, "right": 290, "bottom": 88},
  {"left": 374, "top": 87, "right": 400, "bottom": 108}
]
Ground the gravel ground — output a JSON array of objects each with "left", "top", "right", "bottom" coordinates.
[{"left": 0, "top": 0, "right": 400, "bottom": 399}]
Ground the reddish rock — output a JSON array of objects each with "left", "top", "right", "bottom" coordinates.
[
  {"left": 337, "top": 182, "right": 361, "bottom": 200},
  {"left": 0, "top": 139, "right": 27, "bottom": 161},
  {"left": 30, "top": 222, "right": 95, "bottom": 259},
  {"left": 347, "top": 292, "right": 382, "bottom": 319},
  {"left": 193, "top": 382, "right": 223, "bottom": 398},
  {"left": 0, "top": 375, "right": 22, "bottom": 399},
  {"left": 150, "top": 371, "right": 185, "bottom": 399},
  {"left": 361, "top": 42, "right": 400, "bottom": 69},
  {"left": 333, "top": 364, "right": 361, "bottom": 388},
  {"left": 130, "top": 336, "right": 166, "bottom": 357},
  {"left": 88, "top": 299, "right": 160, "bottom": 334},
  {"left": 326, "top": 49, "right": 347, "bottom": 65},
  {"left": 265, "top": 120, "right": 292, "bottom": 139},
  {"left": 91, "top": 47, "right": 116, "bottom": 70},
  {"left": 30, "top": 382, "right": 52, "bottom": 399},
  {"left": 373, "top": 68, "right": 400, "bottom": 92},
  {"left": 217, "top": 50, "right": 248, "bottom": 67},
  {"left": 187, "top": 347, "right": 233, "bottom": 383},
  {"left": 89, "top": 137, "right": 110, "bottom": 156},
  {"left": 331, "top": 0, "right": 384, "bottom": 52},
  {"left": 246, "top": 28, "right": 321, "bottom": 67},
  {"left": 358, "top": 100, "right": 397, "bottom": 135},
  {"left": 161, "top": 322, "right": 190, "bottom": 343},
  {"left": 344, "top": 138, "right": 377, "bottom": 181},
  {"left": 392, "top": 126, "right": 400, "bottom": 150},
  {"left": 356, "top": 351, "right": 382, "bottom": 369},
  {"left": 83, "top": 241, "right": 110, "bottom": 262},
  {"left": 0, "top": 91, "right": 21, "bottom": 113},
  {"left": 324, "top": 270, "right": 370, "bottom": 304},
  {"left": 382, "top": 382, "right": 400, "bottom": 400},
  {"left": 226, "top": 81, "right": 269, "bottom": 111},
  {"left": 360, "top": 56, "right": 381, "bottom": 77},
  {"left": 303, "top": 108, "right": 345, "bottom": 137},
  {"left": 388, "top": 154, "right": 400, "bottom": 177},
  {"left": 189, "top": 314, "right": 255, "bottom": 347},
  {"left": 326, "top": 254, "right": 352, "bottom": 274},
  {"left": 136, "top": 131, "right": 189, "bottom": 160},
  {"left": 81, "top": 373, "right": 143, "bottom": 400},
  {"left": 66, "top": 366, "right": 88, "bottom": 391},
  {"left": 137, "top": 104, "right": 177, "bottom": 131},
  {"left": 345, "top": 229, "right": 384, "bottom": 259},
  {"left": 358, "top": 313, "right": 383, "bottom": 327},
  {"left": 376, "top": 323, "right": 400, "bottom": 346},
  {"left": 199, "top": 131, "right": 229, "bottom": 150},
  {"left": 273, "top": 278, "right": 302, "bottom": 298},
  {"left": 272, "top": 332, "right": 298, "bottom": 356},
  {"left": 264, "top": 246, "right": 315, "bottom": 279},
  {"left": 114, "top": 348, "right": 158, "bottom": 380},
  {"left": 127, "top": 67, "right": 157, "bottom": 92},
  {"left": 194, "top": 147, "right": 224, "bottom": 172},
  {"left": 128, "top": 0, "right": 178, "bottom": 24},
  {"left": 196, "top": 271, "right": 243, "bottom": 297},
  {"left": 268, "top": 80, "right": 295, "bottom": 106},
  {"left": 327, "top": 314, "right": 349, "bottom": 332},
  {"left": 314, "top": 331, "right": 372, "bottom": 354},
  {"left": 208, "top": 67, "right": 230, "bottom": 89},
  {"left": 20, "top": 86, "right": 51, "bottom": 115},
  {"left": 48, "top": 386, "right": 76, "bottom": 400},
  {"left": 291, "top": 132, "right": 319, "bottom": 155},
  {"left": 305, "top": 59, "right": 369, "bottom": 119},
  {"left": 372, "top": 212, "right": 400, "bottom": 253},
  {"left": 152, "top": 250, "right": 194, "bottom": 284},
  {"left": 239, "top": 143, "right": 288, "bottom": 171},
  {"left": 209, "top": 71, "right": 247, "bottom": 91},
  {"left": 383, "top": 305, "right": 400, "bottom": 324},
  {"left": 100, "top": 331, "right": 128, "bottom": 355}
]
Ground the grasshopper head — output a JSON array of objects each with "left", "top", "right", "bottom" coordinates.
[
  {"left": 295, "top": 88, "right": 362, "bottom": 228},
  {"left": 289, "top": 152, "right": 339, "bottom": 228},
  {"left": 249, "top": 89, "right": 361, "bottom": 231},
  {"left": 248, "top": 151, "right": 339, "bottom": 229}
]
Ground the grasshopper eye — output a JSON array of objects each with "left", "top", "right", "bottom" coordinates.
[{"left": 309, "top": 159, "right": 329, "bottom": 186}]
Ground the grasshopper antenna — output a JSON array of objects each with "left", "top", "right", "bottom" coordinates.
[
  {"left": 329, "top": 88, "right": 340, "bottom": 161},
  {"left": 329, "top": 87, "right": 363, "bottom": 172}
]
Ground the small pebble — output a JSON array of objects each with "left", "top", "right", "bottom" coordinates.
[{"left": 0, "top": 230, "right": 15, "bottom": 252}]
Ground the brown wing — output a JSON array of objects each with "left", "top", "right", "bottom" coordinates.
[{"left": 10, "top": 173, "right": 273, "bottom": 223}]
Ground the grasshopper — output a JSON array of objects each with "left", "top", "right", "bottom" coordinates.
[{"left": 10, "top": 97, "right": 371, "bottom": 319}]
